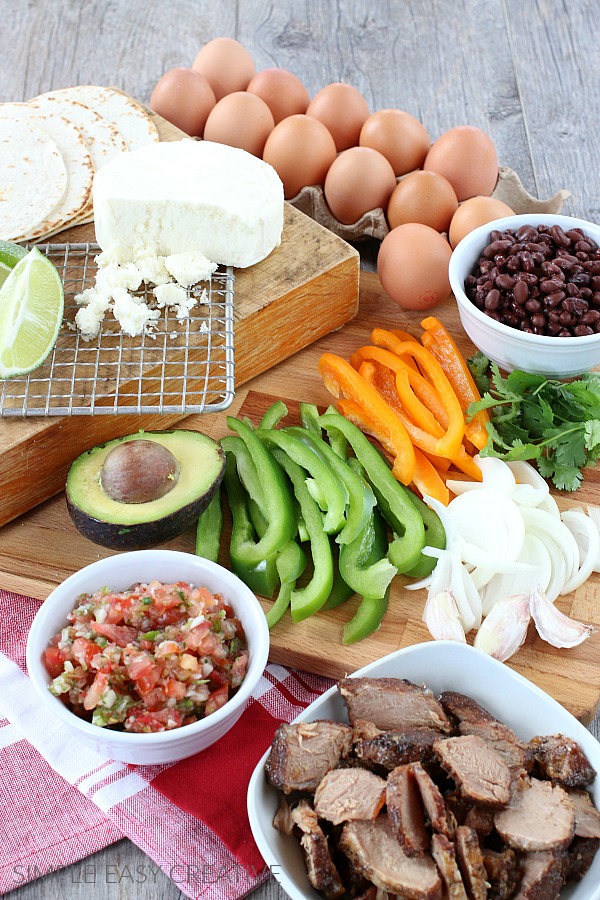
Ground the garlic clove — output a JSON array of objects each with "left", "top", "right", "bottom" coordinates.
[
  {"left": 529, "top": 584, "right": 595, "bottom": 649},
  {"left": 423, "top": 589, "right": 466, "bottom": 643},
  {"left": 473, "top": 593, "right": 530, "bottom": 662}
]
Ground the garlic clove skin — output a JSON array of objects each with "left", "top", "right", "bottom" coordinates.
[
  {"left": 473, "top": 593, "right": 530, "bottom": 662},
  {"left": 529, "top": 584, "right": 595, "bottom": 649},
  {"left": 423, "top": 589, "right": 466, "bottom": 643}
]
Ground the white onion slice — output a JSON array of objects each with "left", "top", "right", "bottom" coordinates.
[
  {"left": 523, "top": 533, "right": 553, "bottom": 595},
  {"left": 561, "top": 508, "right": 600, "bottom": 594},
  {"left": 476, "top": 456, "right": 517, "bottom": 493},
  {"left": 529, "top": 585, "right": 595, "bottom": 648},
  {"left": 520, "top": 507, "right": 579, "bottom": 589},
  {"left": 446, "top": 489, "right": 525, "bottom": 567},
  {"left": 506, "top": 460, "right": 550, "bottom": 507},
  {"left": 587, "top": 505, "right": 600, "bottom": 572},
  {"left": 449, "top": 541, "right": 477, "bottom": 632},
  {"left": 536, "top": 492, "right": 561, "bottom": 518}
]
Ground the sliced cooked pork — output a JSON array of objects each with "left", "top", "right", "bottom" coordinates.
[
  {"left": 265, "top": 720, "right": 352, "bottom": 794},
  {"left": 430, "top": 833, "right": 468, "bottom": 900},
  {"left": 494, "top": 778, "right": 575, "bottom": 851},
  {"left": 455, "top": 825, "right": 488, "bottom": 900},
  {"left": 353, "top": 726, "right": 442, "bottom": 771},
  {"left": 434, "top": 734, "right": 511, "bottom": 808},
  {"left": 565, "top": 835, "right": 600, "bottom": 882},
  {"left": 482, "top": 847, "right": 519, "bottom": 900},
  {"left": 339, "top": 678, "right": 452, "bottom": 733},
  {"left": 512, "top": 849, "right": 565, "bottom": 900},
  {"left": 314, "top": 767, "right": 386, "bottom": 825},
  {"left": 412, "top": 762, "right": 451, "bottom": 836},
  {"left": 464, "top": 804, "right": 495, "bottom": 838},
  {"left": 530, "top": 733, "right": 596, "bottom": 788},
  {"left": 386, "top": 764, "right": 429, "bottom": 855},
  {"left": 568, "top": 788, "right": 600, "bottom": 838},
  {"left": 440, "top": 690, "right": 532, "bottom": 777},
  {"left": 339, "top": 815, "right": 443, "bottom": 900},
  {"left": 290, "top": 801, "right": 345, "bottom": 899}
]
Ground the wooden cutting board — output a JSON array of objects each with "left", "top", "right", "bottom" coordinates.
[
  {"left": 0, "top": 110, "right": 359, "bottom": 528},
  {"left": 2, "top": 271, "right": 600, "bottom": 724}
]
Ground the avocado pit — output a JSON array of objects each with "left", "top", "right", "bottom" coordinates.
[{"left": 100, "top": 439, "right": 181, "bottom": 504}]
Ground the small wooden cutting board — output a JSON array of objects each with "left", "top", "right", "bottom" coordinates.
[
  {"left": 1, "top": 271, "right": 599, "bottom": 724},
  {"left": 0, "top": 112, "right": 359, "bottom": 527}
]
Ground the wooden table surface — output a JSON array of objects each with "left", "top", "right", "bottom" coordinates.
[{"left": 2, "top": 1, "right": 599, "bottom": 898}]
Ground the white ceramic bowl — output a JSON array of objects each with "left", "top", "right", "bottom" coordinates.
[
  {"left": 26, "top": 549, "right": 269, "bottom": 765},
  {"left": 248, "top": 641, "right": 600, "bottom": 900},
  {"left": 449, "top": 213, "right": 600, "bottom": 378}
]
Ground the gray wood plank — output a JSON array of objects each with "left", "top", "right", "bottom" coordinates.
[{"left": 1, "top": 1, "right": 599, "bottom": 899}]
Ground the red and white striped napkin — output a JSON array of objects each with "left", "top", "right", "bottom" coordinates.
[{"left": 0, "top": 588, "right": 334, "bottom": 899}]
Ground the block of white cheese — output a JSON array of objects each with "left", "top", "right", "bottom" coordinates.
[{"left": 93, "top": 139, "right": 284, "bottom": 268}]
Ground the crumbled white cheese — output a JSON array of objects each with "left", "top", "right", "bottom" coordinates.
[
  {"left": 134, "top": 248, "right": 171, "bottom": 286},
  {"left": 96, "top": 261, "right": 142, "bottom": 294},
  {"left": 112, "top": 287, "right": 160, "bottom": 337},
  {"left": 153, "top": 283, "right": 187, "bottom": 309},
  {"left": 164, "top": 251, "right": 217, "bottom": 288},
  {"left": 74, "top": 288, "right": 112, "bottom": 338}
]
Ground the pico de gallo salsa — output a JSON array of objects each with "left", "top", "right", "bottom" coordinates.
[{"left": 43, "top": 580, "right": 249, "bottom": 733}]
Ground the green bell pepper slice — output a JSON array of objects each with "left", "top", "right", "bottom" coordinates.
[
  {"left": 222, "top": 453, "right": 280, "bottom": 598},
  {"left": 342, "top": 506, "right": 392, "bottom": 644},
  {"left": 284, "top": 425, "right": 376, "bottom": 545},
  {"left": 321, "top": 540, "right": 355, "bottom": 610},
  {"left": 265, "top": 539, "right": 307, "bottom": 629},
  {"left": 225, "top": 416, "right": 297, "bottom": 564},
  {"left": 299, "top": 402, "right": 322, "bottom": 437},
  {"left": 338, "top": 506, "right": 397, "bottom": 600},
  {"left": 403, "top": 489, "right": 446, "bottom": 578},
  {"left": 270, "top": 446, "right": 334, "bottom": 623},
  {"left": 319, "top": 408, "right": 425, "bottom": 574},
  {"left": 259, "top": 400, "right": 289, "bottom": 431},
  {"left": 195, "top": 488, "right": 223, "bottom": 563},
  {"left": 258, "top": 428, "right": 348, "bottom": 535}
]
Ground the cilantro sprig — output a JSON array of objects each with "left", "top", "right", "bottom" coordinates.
[{"left": 466, "top": 353, "right": 600, "bottom": 492}]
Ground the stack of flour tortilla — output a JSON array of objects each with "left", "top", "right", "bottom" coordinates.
[{"left": 0, "top": 85, "right": 159, "bottom": 243}]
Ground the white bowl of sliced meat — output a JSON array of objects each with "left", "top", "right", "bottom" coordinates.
[{"left": 247, "top": 641, "right": 600, "bottom": 900}]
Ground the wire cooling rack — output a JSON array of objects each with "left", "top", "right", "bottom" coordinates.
[{"left": 0, "top": 243, "right": 235, "bottom": 417}]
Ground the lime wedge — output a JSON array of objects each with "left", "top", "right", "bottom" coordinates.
[
  {"left": 0, "top": 262, "right": 11, "bottom": 289},
  {"left": 0, "top": 239, "right": 28, "bottom": 269},
  {"left": 0, "top": 247, "right": 64, "bottom": 379}
]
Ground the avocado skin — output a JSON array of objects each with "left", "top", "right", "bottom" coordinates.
[
  {"left": 66, "top": 480, "right": 223, "bottom": 550},
  {"left": 65, "top": 430, "right": 225, "bottom": 551}
]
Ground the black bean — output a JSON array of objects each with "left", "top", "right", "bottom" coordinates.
[
  {"left": 574, "top": 325, "right": 594, "bottom": 336},
  {"left": 485, "top": 289, "right": 501, "bottom": 310},
  {"left": 513, "top": 281, "right": 529, "bottom": 304}
]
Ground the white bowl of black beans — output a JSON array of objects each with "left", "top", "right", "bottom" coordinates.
[{"left": 449, "top": 213, "right": 600, "bottom": 378}]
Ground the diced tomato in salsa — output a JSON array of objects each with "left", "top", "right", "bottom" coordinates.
[{"left": 43, "top": 581, "right": 249, "bottom": 734}]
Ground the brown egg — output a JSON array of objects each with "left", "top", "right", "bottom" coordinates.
[
  {"left": 377, "top": 223, "right": 452, "bottom": 310},
  {"left": 306, "top": 82, "right": 370, "bottom": 151},
  {"left": 203, "top": 91, "right": 275, "bottom": 157},
  {"left": 423, "top": 125, "right": 498, "bottom": 201},
  {"left": 262, "top": 114, "right": 337, "bottom": 199},
  {"left": 324, "top": 147, "right": 397, "bottom": 225},
  {"left": 448, "top": 196, "right": 515, "bottom": 248},
  {"left": 192, "top": 37, "right": 256, "bottom": 101},
  {"left": 387, "top": 170, "right": 458, "bottom": 233},
  {"left": 359, "top": 109, "right": 431, "bottom": 176},
  {"left": 246, "top": 68, "right": 310, "bottom": 124},
  {"left": 149, "top": 68, "right": 216, "bottom": 137}
]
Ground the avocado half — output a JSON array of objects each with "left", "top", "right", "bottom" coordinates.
[{"left": 66, "top": 430, "right": 225, "bottom": 551}]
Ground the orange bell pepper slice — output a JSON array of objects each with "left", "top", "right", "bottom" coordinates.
[
  {"left": 360, "top": 360, "right": 482, "bottom": 482},
  {"left": 383, "top": 339, "right": 465, "bottom": 459},
  {"left": 351, "top": 345, "right": 449, "bottom": 429},
  {"left": 420, "top": 316, "right": 490, "bottom": 450},
  {"left": 318, "top": 352, "right": 415, "bottom": 485}
]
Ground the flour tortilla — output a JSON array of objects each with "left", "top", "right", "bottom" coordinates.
[
  {"left": 0, "top": 102, "right": 94, "bottom": 238},
  {"left": 0, "top": 118, "right": 67, "bottom": 241},
  {"left": 48, "top": 85, "right": 158, "bottom": 151},
  {"left": 31, "top": 93, "right": 127, "bottom": 169}
]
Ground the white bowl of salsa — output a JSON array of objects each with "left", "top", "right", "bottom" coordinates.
[{"left": 26, "top": 549, "right": 270, "bottom": 764}]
